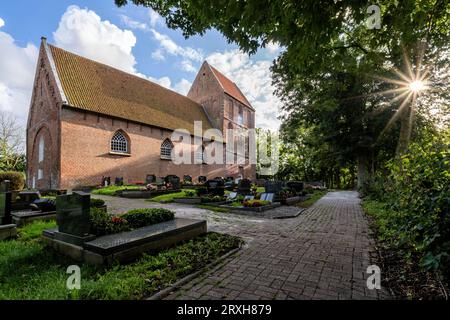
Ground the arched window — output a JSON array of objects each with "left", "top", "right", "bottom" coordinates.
[
  {"left": 38, "top": 136, "right": 45, "bottom": 162},
  {"left": 238, "top": 106, "right": 244, "bottom": 125},
  {"left": 160, "top": 139, "right": 173, "bottom": 160},
  {"left": 111, "top": 131, "right": 129, "bottom": 154}
]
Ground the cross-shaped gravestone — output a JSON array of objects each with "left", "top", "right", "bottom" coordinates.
[
  {"left": 56, "top": 192, "right": 92, "bottom": 237},
  {"left": 0, "top": 181, "right": 12, "bottom": 225}
]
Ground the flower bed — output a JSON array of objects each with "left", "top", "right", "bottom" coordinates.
[{"left": 90, "top": 208, "right": 175, "bottom": 236}]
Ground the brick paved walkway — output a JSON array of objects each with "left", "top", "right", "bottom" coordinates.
[{"left": 94, "top": 191, "right": 390, "bottom": 300}]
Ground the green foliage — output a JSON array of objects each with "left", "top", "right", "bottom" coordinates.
[
  {"left": 0, "top": 222, "right": 242, "bottom": 299},
  {"left": 121, "top": 208, "right": 175, "bottom": 229},
  {"left": 196, "top": 205, "right": 231, "bottom": 213},
  {"left": 296, "top": 191, "right": 327, "bottom": 208},
  {"left": 0, "top": 171, "right": 25, "bottom": 190},
  {"left": 150, "top": 189, "right": 196, "bottom": 203},
  {"left": 243, "top": 200, "right": 270, "bottom": 207},
  {"left": 89, "top": 207, "right": 131, "bottom": 236},
  {"left": 201, "top": 195, "right": 226, "bottom": 203},
  {"left": 368, "top": 132, "right": 450, "bottom": 273},
  {"left": 91, "top": 185, "right": 141, "bottom": 196},
  {"left": 184, "top": 190, "right": 196, "bottom": 197},
  {"left": 18, "top": 220, "right": 57, "bottom": 242},
  {"left": 90, "top": 198, "right": 105, "bottom": 208}
]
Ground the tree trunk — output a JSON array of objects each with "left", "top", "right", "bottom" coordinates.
[{"left": 357, "top": 153, "right": 372, "bottom": 196}]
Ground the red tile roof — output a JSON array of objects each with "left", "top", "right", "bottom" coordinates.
[
  {"left": 209, "top": 64, "right": 254, "bottom": 110},
  {"left": 49, "top": 44, "right": 213, "bottom": 133}
]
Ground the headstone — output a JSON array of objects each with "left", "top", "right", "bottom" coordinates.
[
  {"left": 30, "top": 198, "right": 56, "bottom": 212},
  {"left": 205, "top": 179, "right": 225, "bottom": 196},
  {"left": 198, "top": 176, "right": 207, "bottom": 184},
  {"left": 237, "top": 178, "right": 252, "bottom": 195},
  {"left": 0, "top": 181, "right": 12, "bottom": 225},
  {"left": 227, "top": 192, "right": 238, "bottom": 201},
  {"left": 146, "top": 174, "right": 156, "bottom": 184},
  {"left": 115, "top": 177, "right": 124, "bottom": 186},
  {"left": 102, "top": 176, "right": 111, "bottom": 187},
  {"left": 56, "top": 192, "right": 92, "bottom": 239},
  {"left": 265, "top": 181, "right": 284, "bottom": 194},
  {"left": 165, "top": 175, "right": 181, "bottom": 190},
  {"left": 155, "top": 177, "right": 164, "bottom": 187},
  {"left": 11, "top": 191, "right": 41, "bottom": 211},
  {"left": 183, "top": 175, "right": 193, "bottom": 184},
  {"left": 260, "top": 193, "right": 275, "bottom": 203},
  {"left": 285, "top": 181, "right": 304, "bottom": 194},
  {"left": 244, "top": 195, "right": 254, "bottom": 201}
]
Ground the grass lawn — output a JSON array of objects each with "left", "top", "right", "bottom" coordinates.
[
  {"left": 296, "top": 190, "right": 327, "bottom": 208},
  {"left": 91, "top": 185, "right": 141, "bottom": 196},
  {"left": 0, "top": 220, "right": 242, "bottom": 300},
  {"left": 149, "top": 189, "right": 196, "bottom": 203}
]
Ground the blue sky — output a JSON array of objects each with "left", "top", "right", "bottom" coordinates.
[{"left": 0, "top": 1, "right": 282, "bottom": 130}]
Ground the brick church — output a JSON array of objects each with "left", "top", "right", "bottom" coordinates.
[{"left": 26, "top": 37, "right": 256, "bottom": 190}]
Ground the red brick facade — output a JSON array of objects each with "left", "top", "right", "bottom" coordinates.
[{"left": 26, "top": 39, "right": 256, "bottom": 190}]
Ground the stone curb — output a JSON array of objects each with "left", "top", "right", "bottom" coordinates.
[{"left": 146, "top": 246, "right": 241, "bottom": 300}]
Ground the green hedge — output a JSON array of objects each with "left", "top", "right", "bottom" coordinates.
[
  {"left": 121, "top": 208, "right": 175, "bottom": 229},
  {"left": 90, "top": 198, "right": 105, "bottom": 208},
  {"left": 0, "top": 171, "right": 25, "bottom": 191}
]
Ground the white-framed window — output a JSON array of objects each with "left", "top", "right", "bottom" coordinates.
[
  {"left": 38, "top": 136, "right": 45, "bottom": 162},
  {"left": 111, "top": 131, "right": 129, "bottom": 154},
  {"left": 160, "top": 139, "right": 173, "bottom": 160},
  {"left": 38, "top": 169, "right": 43, "bottom": 180}
]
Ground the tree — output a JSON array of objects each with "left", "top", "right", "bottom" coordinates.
[
  {"left": 0, "top": 111, "right": 26, "bottom": 172},
  {"left": 115, "top": 0, "right": 449, "bottom": 191}
]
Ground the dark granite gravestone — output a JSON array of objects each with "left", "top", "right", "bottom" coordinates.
[
  {"left": 205, "top": 179, "right": 225, "bottom": 196},
  {"left": 164, "top": 175, "right": 181, "bottom": 190},
  {"left": 11, "top": 191, "right": 41, "bottom": 211},
  {"left": 55, "top": 192, "right": 94, "bottom": 245},
  {"left": 237, "top": 178, "right": 252, "bottom": 195},
  {"left": 30, "top": 198, "right": 56, "bottom": 212},
  {"left": 155, "top": 177, "right": 164, "bottom": 187},
  {"left": 115, "top": 177, "right": 124, "bottom": 186},
  {"left": 102, "top": 176, "right": 111, "bottom": 187},
  {"left": 265, "top": 181, "right": 284, "bottom": 194},
  {"left": 285, "top": 181, "right": 304, "bottom": 194},
  {"left": 198, "top": 176, "right": 207, "bottom": 184},
  {"left": 146, "top": 174, "right": 156, "bottom": 184},
  {"left": 0, "top": 181, "right": 12, "bottom": 225},
  {"left": 183, "top": 175, "right": 192, "bottom": 184}
]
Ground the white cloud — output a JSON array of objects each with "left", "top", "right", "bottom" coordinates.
[
  {"left": 149, "top": 9, "right": 161, "bottom": 28},
  {"left": 174, "top": 79, "right": 192, "bottom": 95},
  {"left": 53, "top": 5, "right": 138, "bottom": 74},
  {"left": 150, "top": 29, "right": 203, "bottom": 62},
  {"left": 151, "top": 49, "right": 165, "bottom": 61},
  {"left": 266, "top": 41, "right": 280, "bottom": 54},
  {"left": 119, "top": 14, "right": 148, "bottom": 31},
  {"left": 0, "top": 31, "right": 38, "bottom": 123},
  {"left": 206, "top": 50, "right": 281, "bottom": 130},
  {"left": 0, "top": 18, "right": 5, "bottom": 28},
  {"left": 180, "top": 60, "right": 196, "bottom": 73}
]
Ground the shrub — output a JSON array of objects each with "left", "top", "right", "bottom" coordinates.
[
  {"left": 0, "top": 171, "right": 25, "bottom": 191},
  {"left": 89, "top": 207, "right": 130, "bottom": 236},
  {"left": 90, "top": 198, "right": 105, "bottom": 208},
  {"left": 201, "top": 195, "right": 226, "bottom": 203},
  {"left": 369, "top": 132, "right": 450, "bottom": 274},
  {"left": 121, "top": 208, "right": 175, "bottom": 229},
  {"left": 184, "top": 190, "right": 196, "bottom": 197}
]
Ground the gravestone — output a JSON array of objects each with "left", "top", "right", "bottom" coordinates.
[
  {"left": 102, "top": 176, "right": 111, "bottom": 187},
  {"left": 155, "top": 177, "right": 165, "bottom": 187},
  {"left": 183, "top": 175, "right": 193, "bottom": 184},
  {"left": 285, "top": 181, "right": 304, "bottom": 194},
  {"left": 165, "top": 175, "right": 181, "bottom": 190},
  {"left": 30, "top": 198, "right": 56, "bottom": 212},
  {"left": 227, "top": 192, "right": 238, "bottom": 201},
  {"left": 115, "top": 177, "right": 124, "bottom": 186},
  {"left": 198, "top": 176, "right": 207, "bottom": 184},
  {"left": 146, "top": 174, "right": 156, "bottom": 184},
  {"left": 205, "top": 179, "right": 225, "bottom": 196},
  {"left": 55, "top": 192, "right": 94, "bottom": 245},
  {"left": 265, "top": 181, "right": 284, "bottom": 194},
  {"left": 11, "top": 191, "right": 41, "bottom": 211},
  {"left": 260, "top": 193, "right": 275, "bottom": 203},
  {"left": 244, "top": 195, "right": 254, "bottom": 201},
  {"left": 237, "top": 178, "right": 252, "bottom": 195},
  {"left": 0, "top": 181, "right": 12, "bottom": 225}
]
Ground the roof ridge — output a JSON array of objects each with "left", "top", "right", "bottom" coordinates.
[{"left": 48, "top": 43, "right": 198, "bottom": 105}]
